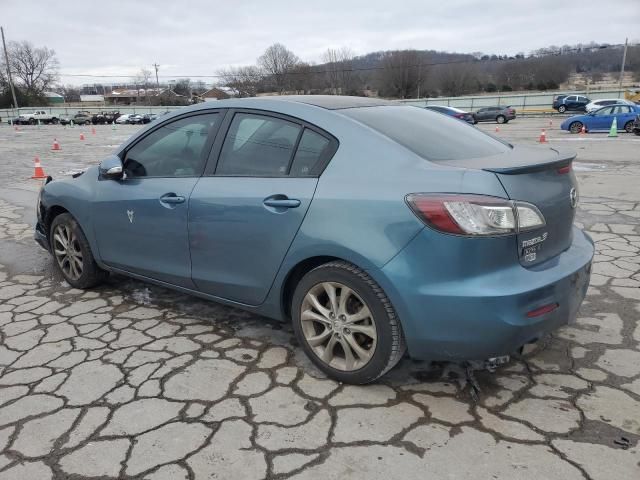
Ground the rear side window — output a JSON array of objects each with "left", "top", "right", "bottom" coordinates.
[
  {"left": 343, "top": 106, "right": 509, "bottom": 161},
  {"left": 290, "top": 129, "right": 331, "bottom": 176},
  {"left": 216, "top": 113, "right": 301, "bottom": 176}
]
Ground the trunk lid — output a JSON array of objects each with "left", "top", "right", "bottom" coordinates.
[{"left": 439, "top": 145, "right": 578, "bottom": 267}]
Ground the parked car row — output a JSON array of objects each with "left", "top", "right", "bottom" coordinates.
[
  {"left": 423, "top": 105, "right": 516, "bottom": 124},
  {"left": 552, "top": 95, "right": 638, "bottom": 114},
  {"left": 560, "top": 104, "right": 640, "bottom": 133},
  {"left": 5, "top": 110, "right": 171, "bottom": 126}
]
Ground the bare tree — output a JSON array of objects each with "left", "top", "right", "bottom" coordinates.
[
  {"left": 257, "top": 43, "right": 299, "bottom": 93},
  {"left": 56, "top": 84, "right": 81, "bottom": 103},
  {"left": 5, "top": 41, "right": 58, "bottom": 97},
  {"left": 376, "top": 50, "right": 425, "bottom": 98},
  {"left": 322, "top": 47, "right": 355, "bottom": 95},
  {"left": 217, "top": 66, "right": 262, "bottom": 97},
  {"left": 436, "top": 63, "right": 476, "bottom": 96},
  {"left": 132, "top": 68, "right": 153, "bottom": 104}
]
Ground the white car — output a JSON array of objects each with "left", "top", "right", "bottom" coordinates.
[
  {"left": 585, "top": 98, "right": 635, "bottom": 113},
  {"left": 115, "top": 114, "right": 134, "bottom": 124}
]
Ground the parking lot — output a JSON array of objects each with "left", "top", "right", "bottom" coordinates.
[{"left": 0, "top": 117, "right": 639, "bottom": 479}]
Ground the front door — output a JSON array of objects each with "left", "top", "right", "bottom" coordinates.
[
  {"left": 189, "top": 111, "right": 336, "bottom": 305},
  {"left": 93, "top": 112, "right": 222, "bottom": 287}
]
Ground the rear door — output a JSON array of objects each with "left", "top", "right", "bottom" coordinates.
[{"left": 189, "top": 110, "right": 338, "bottom": 305}]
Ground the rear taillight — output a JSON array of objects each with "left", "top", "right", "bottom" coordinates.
[
  {"left": 406, "top": 194, "right": 545, "bottom": 236},
  {"left": 454, "top": 113, "right": 465, "bottom": 118},
  {"left": 557, "top": 165, "right": 571, "bottom": 174}
]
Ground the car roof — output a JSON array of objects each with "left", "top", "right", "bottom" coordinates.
[{"left": 266, "top": 95, "right": 392, "bottom": 110}]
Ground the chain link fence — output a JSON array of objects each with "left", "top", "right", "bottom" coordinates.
[{"left": 1, "top": 89, "right": 633, "bottom": 120}]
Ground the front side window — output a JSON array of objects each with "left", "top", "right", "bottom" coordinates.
[
  {"left": 216, "top": 113, "right": 301, "bottom": 176},
  {"left": 124, "top": 113, "right": 220, "bottom": 178}
]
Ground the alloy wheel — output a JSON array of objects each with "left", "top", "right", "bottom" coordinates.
[
  {"left": 570, "top": 122, "right": 583, "bottom": 134},
  {"left": 52, "top": 224, "right": 83, "bottom": 281},
  {"left": 300, "top": 282, "right": 377, "bottom": 371}
]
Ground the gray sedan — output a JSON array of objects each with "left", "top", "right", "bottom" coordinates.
[{"left": 474, "top": 106, "right": 516, "bottom": 124}]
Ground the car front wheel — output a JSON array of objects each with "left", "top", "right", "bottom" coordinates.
[
  {"left": 496, "top": 115, "right": 506, "bottom": 124},
  {"left": 291, "top": 261, "right": 406, "bottom": 384},
  {"left": 558, "top": 105, "right": 567, "bottom": 113},
  {"left": 50, "top": 213, "right": 108, "bottom": 289},
  {"left": 569, "top": 121, "right": 584, "bottom": 134}
]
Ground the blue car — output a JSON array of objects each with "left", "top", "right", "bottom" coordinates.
[
  {"left": 35, "top": 96, "right": 593, "bottom": 384},
  {"left": 560, "top": 104, "right": 640, "bottom": 133}
]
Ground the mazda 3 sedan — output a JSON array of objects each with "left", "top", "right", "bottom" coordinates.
[{"left": 35, "top": 96, "right": 594, "bottom": 384}]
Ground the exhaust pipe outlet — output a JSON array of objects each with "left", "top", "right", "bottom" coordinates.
[{"left": 485, "top": 355, "right": 510, "bottom": 372}]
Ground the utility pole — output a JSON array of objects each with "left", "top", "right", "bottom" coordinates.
[
  {"left": 619, "top": 37, "right": 628, "bottom": 91},
  {"left": 1, "top": 26, "right": 19, "bottom": 109},
  {"left": 153, "top": 63, "right": 160, "bottom": 89}
]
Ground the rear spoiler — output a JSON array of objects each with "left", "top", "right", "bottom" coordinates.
[
  {"left": 433, "top": 146, "right": 576, "bottom": 175},
  {"left": 483, "top": 149, "right": 575, "bottom": 175}
]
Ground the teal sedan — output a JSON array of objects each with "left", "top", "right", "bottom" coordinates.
[{"left": 561, "top": 104, "right": 640, "bottom": 133}]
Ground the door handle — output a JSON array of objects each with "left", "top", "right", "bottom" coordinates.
[
  {"left": 263, "top": 197, "right": 301, "bottom": 209},
  {"left": 159, "top": 193, "right": 185, "bottom": 205}
]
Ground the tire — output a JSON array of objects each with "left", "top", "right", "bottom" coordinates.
[
  {"left": 558, "top": 105, "right": 567, "bottom": 113},
  {"left": 624, "top": 121, "right": 634, "bottom": 133},
  {"left": 496, "top": 115, "right": 506, "bottom": 124},
  {"left": 29, "top": 119, "right": 36, "bottom": 125},
  {"left": 50, "top": 213, "right": 108, "bottom": 289},
  {"left": 51, "top": 118, "right": 59, "bottom": 125},
  {"left": 569, "top": 121, "right": 583, "bottom": 134},
  {"left": 291, "top": 261, "right": 406, "bottom": 384}
]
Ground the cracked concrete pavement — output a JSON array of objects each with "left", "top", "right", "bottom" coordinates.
[{"left": 0, "top": 121, "right": 639, "bottom": 479}]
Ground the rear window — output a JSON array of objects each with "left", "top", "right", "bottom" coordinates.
[{"left": 342, "top": 106, "right": 510, "bottom": 161}]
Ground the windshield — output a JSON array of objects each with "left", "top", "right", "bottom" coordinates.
[{"left": 342, "top": 105, "right": 510, "bottom": 161}]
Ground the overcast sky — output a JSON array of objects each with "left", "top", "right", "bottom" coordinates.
[{"left": 3, "top": 0, "right": 639, "bottom": 85}]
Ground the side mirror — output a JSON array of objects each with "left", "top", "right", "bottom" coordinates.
[{"left": 99, "top": 155, "right": 124, "bottom": 180}]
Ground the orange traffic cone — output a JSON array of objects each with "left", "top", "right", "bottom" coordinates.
[
  {"left": 52, "top": 139, "right": 61, "bottom": 151},
  {"left": 538, "top": 129, "right": 547, "bottom": 143},
  {"left": 31, "top": 157, "right": 47, "bottom": 179},
  {"left": 80, "top": 133, "right": 85, "bottom": 141},
  {"left": 14, "top": 125, "right": 19, "bottom": 132},
  {"left": 91, "top": 127, "right": 96, "bottom": 135},
  {"left": 580, "top": 125, "right": 586, "bottom": 137},
  {"left": 495, "top": 126, "right": 500, "bottom": 133}
]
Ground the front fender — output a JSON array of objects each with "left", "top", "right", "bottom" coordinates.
[{"left": 41, "top": 167, "right": 101, "bottom": 261}]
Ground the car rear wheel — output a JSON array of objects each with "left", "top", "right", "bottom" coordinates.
[
  {"left": 496, "top": 115, "right": 506, "bottom": 124},
  {"left": 291, "top": 261, "right": 406, "bottom": 384},
  {"left": 558, "top": 105, "right": 567, "bottom": 113},
  {"left": 569, "top": 121, "right": 584, "bottom": 134},
  {"left": 624, "top": 121, "right": 634, "bottom": 133},
  {"left": 50, "top": 213, "right": 108, "bottom": 289}
]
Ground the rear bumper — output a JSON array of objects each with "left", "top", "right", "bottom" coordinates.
[{"left": 373, "top": 226, "right": 594, "bottom": 361}]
